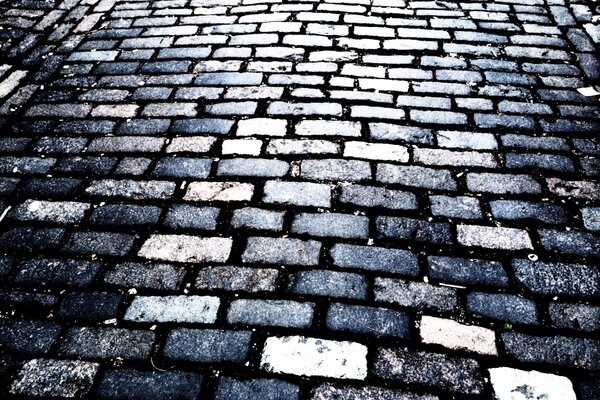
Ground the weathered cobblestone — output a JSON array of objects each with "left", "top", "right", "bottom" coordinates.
[{"left": 1, "top": 0, "right": 599, "bottom": 397}]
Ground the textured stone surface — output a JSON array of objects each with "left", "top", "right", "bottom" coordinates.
[
  {"left": 1, "top": 0, "right": 599, "bottom": 397},
  {"left": 11, "top": 359, "right": 99, "bottom": 398},
  {"left": 489, "top": 368, "right": 576, "bottom": 400},
  {"left": 261, "top": 336, "right": 368, "bottom": 379}
]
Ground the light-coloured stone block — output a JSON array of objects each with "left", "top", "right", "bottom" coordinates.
[
  {"left": 420, "top": 316, "right": 497, "bottom": 355},
  {"left": 489, "top": 367, "right": 576, "bottom": 400},
  {"left": 138, "top": 235, "right": 232, "bottom": 263},
  {"left": 261, "top": 336, "right": 368, "bottom": 379}
]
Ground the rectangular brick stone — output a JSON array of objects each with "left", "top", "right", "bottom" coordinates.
[
  {"left": 292, "top": 212, "right": 369, "bottom": 239},
  {"left": 330, "top": 243, "right": 418, "bottom": 276},
  {"left": 326, "top": 303, "right": 410, "bottom": 338},
  {"left": 374, "top": 347, "right": 484, "bottom": 394},
  {"left": 59, "top": 327, "right": 154, "bottom": 360},
  {"left": 420, "top": 316, "right": 497, "bottom": 355},
  {"left": 196, "top": 266, "right": 279, "bottom": 293},
  {"left": 125, "top": 296, "right": 220, "bottom": 323},
  {"left": 301, "top": 159, "right": 371, "bottom": 181},
  {"left": 295, "top": 120, "right": 361, "bottom": 137},
  {"left": 227, "top": 299, "right": 314, "bottom": 328},
  {"left": 457, "top": 225, "right": 533, "bottom": 250},
  {"left": 377, "top": 164, "right": 457, "bottom": 190},
  {"left": 164, "top": 328, "right": 251, "bottom": 363},
  {"left": 138, "top": 235, "right": 232, "bottom": 263},
  {"left": 263, "top": 180, "right": 331, "bottom": 207},
  {"left": 184, "top": 182, "right": 254, "bottom": 202},
  {"left": 261, "top": 336, "right": 367, "bottom": 379},
  {"left": 243, "top": 237, "right": 321, "bottom": 266},
  {"left": 374, "top": 278, "right": 457, "bottom": 313},
  {"left": 466, "top": 173, "right": 541, "bottom": 194}
]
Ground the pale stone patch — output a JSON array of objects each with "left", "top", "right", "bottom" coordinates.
[
  {"left": 457, "top": 225, "right": 533, "bottom": 250},
  {"left": 167, "top": 137, "right": 216, "bottom": 153},
  {"left": 91, "top": 104, "right": 139, "bottom": 118},
  {"left": 261, "top": 336, "right": 368, "bottom": 379},
  {"left": 10, "top": 359, "right": 99, "bottom": 397},
  {"left": 359, "top": 78, "right": 409, "bottom": 92},
  {"left": 15, "top": 200, "right": 90, "bottom": 224},
  {"left": 344, "top": 141, "right": 409, "bottom": 162},
  {"left": 138, "top": 235, "right": 232, "bottom": 263},
  {"left": 0, "top": 70, "right": 28, "bottom": 98},
  {"left": 420, "top": 316, "right": 497, "bottom": 355},
  {"left": 295, "top": 120, "right": 361, "bottom": 137},
  {"left": 124, "top": 296, "right": 220, "bottom": 323},
  {"left": 222, "top": 139, "right": 262, "bottom": 155},
  {"left": 488, "top": 367, "right": 577, "bottom": 400},
  {"left": 184, "top": 182, "right": 254, "bottom": 202},
  {"left": 237, "top": 118, "right": 287, "bottom": 136}
]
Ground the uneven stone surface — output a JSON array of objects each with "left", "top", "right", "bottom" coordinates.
[
  {"left": 261, "top": 336, "right": 368, "bottom": 379},
  {"left": 488, "top": 367, "right": 577, "bottom": 400},
  {"left": 1, "top": 0, "right": 599, "bottom": 397}
]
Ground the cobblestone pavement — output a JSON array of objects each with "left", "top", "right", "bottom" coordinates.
[{"left": 1, "top": 0, "right": 600, "bottom": 398}]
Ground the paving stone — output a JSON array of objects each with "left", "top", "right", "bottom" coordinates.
[
  {"left": 164, "top": 205, "right": 219, "bottom": 230},
  {"left": 57, "top": 292, "right": 121, "bottom": 321},
  {"left": 467, "top": 292, "right": 539, "bottom": 325},
  {"left": 105, "top": 262, "right": 184, "bottom": 291},
  {"left": 243, "top": 237, "right": 321, "bottom": 265},
  {"left": 511, "top": 259, "right": 600, "bottom": 298},
  {"left": 263, "top": 181, "right": 331, "bottom": 207},
  {"left": 196, "top": 266, "right": 279, "bottom": 293},
  {"left": 15, "top": 258, "right": 102, "bottom": 288},
  {"left": 327, "top": 303, "right": 410, "bottom": 338},
  {"left": 164, "top": 329, "right": 251, "bottom": 363},
  {"left": 428, "top": 256, "right": 508, "bottom": 287},
  {"left": 330, "top": 243, "right": 418, "bottom": 276},
  {"left": 457, "top": 225, "right": 533, "bottom": 250},
  {"left": 489, "top": 368, "right": 576, "bottom": 400},
  {"left": 374, "top": 348, "right": 485, "bottom": 394},
  {"left": 301, "top": 159, "right": 371, "bottom": 181},
  {"left": 96, "top": 369, "right": 203, "bottom": 400},
  {"left": 502, "top": 332, "right": 600, "bottom": 370},
  {"left": 538, "top": 229, "right": 600, "bottom": 257},
  {"left": 228, "top": 299, "right": 314, "bottom": 328},
  {"left": 59, "top": 327, "right": 154, "bottom": 360},
  {"left": 419, "top": 316, "right": 497, "bottom": 355},
  {"left": 217, "top": 158, "right": 289, "bottom": 177},
  {"left": 10, "top": 359, "right": 99, "bottom": 398},
  {"left": 490, "top": 200, "right": 566, "bottom": 224},
  {"left": 125, "top": 295, "right": 219, "bottom": 324},
  {"left": 185, "top": 182, "right": 254, "bottom": 202},
  {"left": 63, "top": 231, "right": 135, "bottom": 257},
  {"left": 429, "top": 195, "right": 481, "bottom": 219},
  {"left": 311, "top": 384, "right": 439, "bottom": 400},
  {"left": 261, "top": 336, "right": 368, "bottom": 379},
  {"left": 377, "top": 164, "right": 457, "bottom": 190},
  {"left": 85, "top": 180, "right": 176, "bottom": 200},
  {"left": 339, "top": 184, "right": 417, "bottom": 210},
  {"left": 295, "top": 120, "right": 361, "bottom": 137},
  {"left": 374, "top": 278, "right": 457, "bottom": 313},
  {"left": 292, "top": 212, "right": 369, "bottom": 239},
  {"left": 10, "top": 199, "right": 89, "bottom": 224},
  {"left": 376, "top": 216, "right": 453, "bottom": 245},
  {"left": 139, "top": 235, "right": 232, "bottom": 263},
  {"left": 91, "top": 204, "right": 161, "bottom": 226},
  {"left": 216, "top": 377, "right": 299, "bottom": 400},
  {"left": 0, "top": 319, "right": 61, "bottom": 354},
  {"left": 231, "top": 207, "right": 284, "bottom": 231},
  {"left": 289, "top": 269, "right": 367, "bottom": 299},
  {"left": 549, "top": 303, "right": 600, "bottom": 332}
]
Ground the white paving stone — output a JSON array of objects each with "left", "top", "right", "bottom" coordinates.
[
  {"left": 0, "top": 70, "right": 28, "bottom": 98},
  {"left": 184, "top": 181, "right": 254, "bottom": 202},
  {"left": 488, "top": 367, "right": 577, "bottom": 400},
  {"left": 138, "top": 235, "right": 232, "bottom": 263},
  {"left": 222, "top": 139, "right": 263, "bottom": 155},
  {"left": 261, "top": 336, "right": 368, "bottom": 379},
  {"left": 124, "top": 295, "right": 220, "bottom": 323},
  {"left": 344, "top": 141, "right": 409, "bottom": 162},
  {"left": 457, "top": 225, "right": 533, "bottom": 250},
  {"left": 237, "top": 118, "right": 287, "bottom": 136},
  {"left": 295, "top": 120, "right": 361, "bottom": 137},
  {"left": 420, "top": 316, "right": 497, "bottom": 355}
]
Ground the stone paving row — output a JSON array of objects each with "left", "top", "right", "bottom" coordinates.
[{"left": 0, "top": 0, "right": 599, "bottom": 398}]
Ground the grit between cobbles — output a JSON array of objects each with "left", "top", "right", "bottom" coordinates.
[{"left": 0, "top": 0, "right": 599, "bottom": 399}]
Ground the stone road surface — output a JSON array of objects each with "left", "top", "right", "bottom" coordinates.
[{"left": 0, "top": 0, "right": 599, "bottom": 398}]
